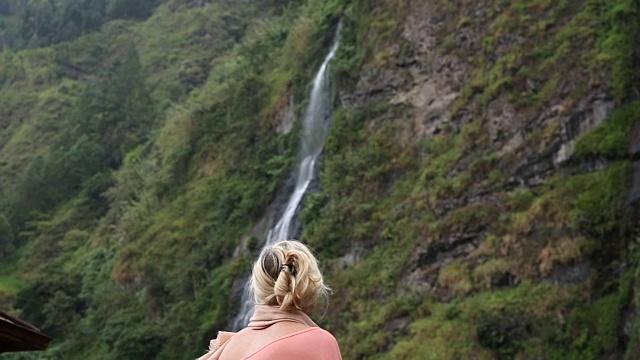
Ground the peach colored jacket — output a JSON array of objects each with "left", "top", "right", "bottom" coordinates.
[
  {"left": 236, "top": 327, "right": 341, "bottom": 359},
  {"left": 197, "top": 305, "right": 342, "bottom": 360}
]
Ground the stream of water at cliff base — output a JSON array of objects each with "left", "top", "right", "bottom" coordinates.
[{"left": 230, "top": 26, "right": 341, "bottom": 331}]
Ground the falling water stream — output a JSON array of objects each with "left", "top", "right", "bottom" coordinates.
[{"left": 231, "top": 26, "right": 341, "bottom": 331}]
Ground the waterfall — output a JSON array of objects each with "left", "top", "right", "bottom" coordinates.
[{"left": 230, "top": 25, "right": 341, "bottom": 331}]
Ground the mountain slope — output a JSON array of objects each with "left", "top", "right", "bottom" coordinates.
[{"left": 0, "top": 0, "right": 639, "bottom": 359}]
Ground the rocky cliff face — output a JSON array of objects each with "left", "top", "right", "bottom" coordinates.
[
  {"left": 297, "top": 0, "right": 640, "bottom": 358},
  {"left": 369, "top": 0, "right": 619, "bottom": 284}
]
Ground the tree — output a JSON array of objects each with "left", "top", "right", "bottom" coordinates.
[
  {"left": 1, "top": 0, "right": 108, "bottom": 48},
  {"left": 67, "top": 44, "right": 155, "bottom": 168},
  {"left": 0, "top": 213, "right": 14, "bottom": 259},
  {"left": 106, "top": 0, "right": 160, "bottom": 20}
]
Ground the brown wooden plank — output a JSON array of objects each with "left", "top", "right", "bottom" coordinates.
[{"left": 0, "top": 310, "right": 52, "bottom": 353}]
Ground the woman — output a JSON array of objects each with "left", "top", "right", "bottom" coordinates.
[{"left": 198, "top": 240, "right": 342, "bottom": 359}]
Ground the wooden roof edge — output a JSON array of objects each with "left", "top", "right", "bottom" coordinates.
[
  {"left": 0, "top": 308, "right": 52, "bottom": 351},
  {"left": 0, "top": 321, "right": 53, "bottom": 351},
  {"left": 0, "top": 309, "right": 42, "bottom": 333}
]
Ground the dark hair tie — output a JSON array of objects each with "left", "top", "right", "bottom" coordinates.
[{"left": 280, "top": 264, "right": 296, "bottom": 276}]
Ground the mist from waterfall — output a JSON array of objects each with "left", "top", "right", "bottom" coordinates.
[{"left": 230, "top": 25, "right": 341, "bottom": 331}]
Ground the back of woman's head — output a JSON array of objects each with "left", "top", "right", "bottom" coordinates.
[{"left": 251, "top": 240, "right": 330, "bottom": 312}]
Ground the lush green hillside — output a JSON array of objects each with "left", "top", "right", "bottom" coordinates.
[{"left": 0, "top": 0, "right": 639, "bottom": 359}]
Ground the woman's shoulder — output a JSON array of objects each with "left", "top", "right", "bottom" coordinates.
[
  {"left": 291, "top": 327, "right": 338, "bottom": 343},
  {"left": 261, "top": 327, "right": 341, "bottom": 359},
  {"left": 303, "top": 327, "right": 339, "bottom": 343}
]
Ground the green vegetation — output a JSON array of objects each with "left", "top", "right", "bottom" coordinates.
[
  {"left": 449, "top": 0, "right": 640, "bottom": 114},
  {"left": 0, "top": 275, "right": 22, "bottom": 297},
  {"left": 301, "top": 0, "right": 640, "bottom": 358},
  {"left": 0, "top": 0, "right": 638, "bottom": 359},
  {"left": 575, "top": 102, "right": 640, "bottom": 159},
  {"left": 0, "top": 0, "right": 332, "bottom": 358}
]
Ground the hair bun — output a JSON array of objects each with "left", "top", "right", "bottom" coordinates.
[{"left": 251, "top": 240, "right": 330, "bottom": 312}]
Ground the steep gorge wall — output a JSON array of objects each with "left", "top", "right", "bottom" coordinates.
[{"left": 302, "top": 0, "right": 640, "bottom": 358}]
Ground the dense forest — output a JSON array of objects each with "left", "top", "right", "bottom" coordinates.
[{"left": 0, "top": 0, "right": 639, "bottom": 359}]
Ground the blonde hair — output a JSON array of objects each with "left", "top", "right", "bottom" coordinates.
[{"left": 251, "top": 240, "right": 330, "bottom": 312}]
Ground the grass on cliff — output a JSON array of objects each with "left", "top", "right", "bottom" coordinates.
[
  {"left": 385, "top": 275, "right": 632, "bottom": 360},
  {"left": 448, "top": 0, "right": 639, "bottom": 116},
  {"left": 309, "top": 100, "right": 633, "bottom": 358},
  {"left": 575, "top": 101, "right": 640, "bottom": 159}
]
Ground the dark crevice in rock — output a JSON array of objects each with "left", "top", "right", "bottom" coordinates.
[{"left": 416, "top": 228, "right": 484, "bottom": 268}]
